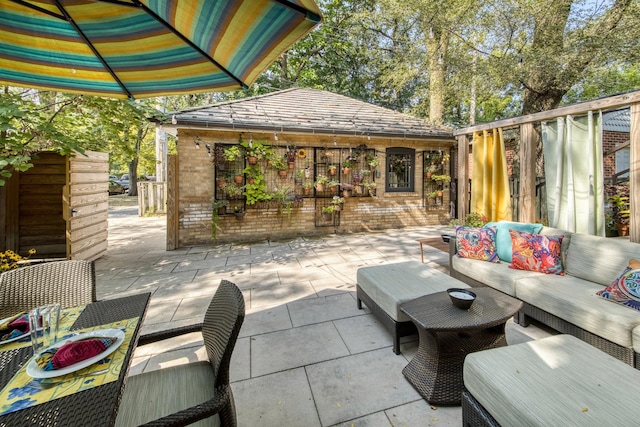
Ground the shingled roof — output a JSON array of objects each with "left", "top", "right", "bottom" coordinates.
[{"left": 164, "top": 88, "right": 453, "bottom": 141}]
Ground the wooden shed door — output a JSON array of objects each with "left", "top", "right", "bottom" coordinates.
[{"left": 63, "top": 151, "right": 109, "bottom": 260}]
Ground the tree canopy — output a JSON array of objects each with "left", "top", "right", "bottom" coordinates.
[{"left": 2, "top": 0, "right": 639, "bottom": 183}]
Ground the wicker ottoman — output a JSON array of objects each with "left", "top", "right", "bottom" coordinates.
[
  {"left": 463, "top": 334, "right": 640, "bottom": 426},
  {"left": 356, "top": 261, "right": 470, "bottom": 354}
]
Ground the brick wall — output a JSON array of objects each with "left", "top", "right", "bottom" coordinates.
[
  {"left": 603, "top": 130, "right": 629, "bottom": 179},
  {"left": 175, "top": 130, "right": 454, "bottom": 246}
]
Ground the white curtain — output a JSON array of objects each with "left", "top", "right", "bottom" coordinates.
[{"left": 542, "top": 111, "right": 604, "bottom": 235}]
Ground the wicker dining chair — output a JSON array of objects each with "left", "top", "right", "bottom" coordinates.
[
  {"left": 115, "top": 279, "right": 246, "bottom": 427},
  {"left": 0, "top": 260, "right": 96, "bottom": 318}
]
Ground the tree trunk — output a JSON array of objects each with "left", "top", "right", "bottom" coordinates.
[
  {"left": 425, "top": 23, "right": 448, "bottom": 125},
  {"left": 127, "top": 128, "right": 143, "bottom": 197},
  {"left": 128, "top": 158, "right": 138, "bottom": 197},
  {"left": 521, "top": 0, "right": 632, "bottom": 115}
]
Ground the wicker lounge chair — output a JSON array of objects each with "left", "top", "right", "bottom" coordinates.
[
  {"left": 0, "top": 260, "right": 96, "bottom": 318},
  {"left": 115, "top": 280, "right": 246, "bottom": 427}
]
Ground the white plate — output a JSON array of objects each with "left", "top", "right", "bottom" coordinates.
[
  {"left": 0, "top": 315, "right": 41, "bottom": 346},
  {"left": 26, "top": 328, "right": 125, "bottom": 379}
]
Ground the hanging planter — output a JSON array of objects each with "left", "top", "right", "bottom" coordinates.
[
  {"left": 279, "top": 170, "right": 288, "bottom": 178},
  {"left": 247, "top": 156, "right": 258, "bottom": 165},
  {"left": 234, "top": 175, "right": 243, "bottom": 184},
  {"left": 328, "top": 165, "right": 337, "bottom": 175},
  {"left": 233, "top": 207, "right": 245, "bottom": 220}
]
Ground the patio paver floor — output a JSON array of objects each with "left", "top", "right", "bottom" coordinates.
[{"left": 96, "top": 205, "right": 553, "bottom": 426}]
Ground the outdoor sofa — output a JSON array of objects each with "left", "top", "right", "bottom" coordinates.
[{"left": 449, "top": 221, "right": 640, "bottom": 367}]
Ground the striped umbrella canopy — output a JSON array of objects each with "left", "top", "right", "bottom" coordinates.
[{"left": 0, "top": 0, "right": 321, "bottom": 99}]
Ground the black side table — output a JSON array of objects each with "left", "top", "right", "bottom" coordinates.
[{"left": 400, "top": 287, "right": 522, "bottom": 405}]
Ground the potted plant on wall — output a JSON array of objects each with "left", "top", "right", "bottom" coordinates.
[
  {"left": 243, "top": 166, "right": 261, "bottom": 185},
  {"left": 221, "top": 182, "right": 244, "bottom": 200},
  {"left": 331, "top": 195, "right": 345, "bottom": 211},
  {"left": 342, "top": 157, "right": 356, "bottom": 175},
  {"left": 223, "top": 145, "right": 242, "bottom": 162},
  {"left": 363, "top": 181, "right": 377, "bottom": 197},
  {"left": 427, "top": 190, "right": 439, "bottom": 204},
  {"left": 321, "top": 205, "right": 335, "bottom": 221},
  {"left": 366, "top": 153, "right": 379, "bottom": 170},
  {"left": 327, "top": 180, "right": 340, "bottom": 192},
  {"left": 431, "top": 174, "right": 451, "bottom": 183},
  {"left": 233, "top": 205, "right": 245, "bottom": 220},
  {"left": 315, "top": 175, "right": 328, "bottom": 192},
  {"left": 425, "top": 164, "right": 438, "bottom": 179},
  {"left": 241, "top": 140, "right": 270, "bottom": 165},
  {"left": 271, "top": 156, "right": 288, "bottom": 178},
  {"left": 341, "top": 183, "right": 353, "bottom": 198},
  {"left": 328, "top": 164, "right": 338, "bottom": 176},
  {"left": 286, "top": 148, "right": 297, "bottom": 169},
  {"left": 303, "top": 180, "right": 314, "bottom": 196}
]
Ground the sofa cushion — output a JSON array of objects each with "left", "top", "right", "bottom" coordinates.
[
  {"left": 455, "top": 226, "right": 499, "bottom": 262},
  {"left": 357, "top": 261, "right": 469, "bottom": 322},
  {"left": 485, "top": 221, "right": 543, "bottom": 263},
  {"left": 509, "top": 230, "right": 564, "bottom": 275},
  {"left": 539, "top": 227, "right": 573, "bottom": 267},
  {"left": 596, "top": 259, "right": 640, "bottom": 311},
  {"left": 452, "top": 256, "right": 542, "bottom": 296},
  {"left": 565, "top": 233, "right": 640, "bottom": 286},
  {"left": 464, "top": 334, "right": 640, "bottom": 427},
  {"left": 516, "top": 274, "right": 640, "bottom": 348}
]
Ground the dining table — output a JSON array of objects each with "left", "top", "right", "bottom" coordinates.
[{"left": 0, "top": 292, "right": 150, "bottom": 426}]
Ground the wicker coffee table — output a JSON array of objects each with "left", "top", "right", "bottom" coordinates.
[{"left": 400, "top": 287, "right": 522, "bottom": 405}]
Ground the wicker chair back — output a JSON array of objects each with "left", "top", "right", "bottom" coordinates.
[{"left": 0, "top": 260, "right": 96, "bottom": 318}]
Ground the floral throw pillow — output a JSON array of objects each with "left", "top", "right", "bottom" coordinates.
[
  {"left": 596, "top": 259, "right": 640, "bottom": 311},
  {"left": 455, "top": 226, "right": 499, "bottom": 262},
  {"left": 509, "top": 230, "right": 564, "bottom": 275}
]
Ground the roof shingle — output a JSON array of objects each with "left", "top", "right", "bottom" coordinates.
[{"left": 165, "top": 88, "right": 453, "bottom": 141}]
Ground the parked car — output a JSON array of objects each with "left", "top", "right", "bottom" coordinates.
[
  {"left": 119, "top": 174, "right": 130, "bottom": 190},
  {"left": 108, "top": 180, "right": 126, "bottom": 195}
]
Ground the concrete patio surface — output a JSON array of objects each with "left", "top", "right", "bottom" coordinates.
[{"left": 95, "top": 202, "right": 553, "bottom": 427}]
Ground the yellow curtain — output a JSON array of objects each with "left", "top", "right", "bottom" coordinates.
[{"left": 471, "top": 129, "right": 512, "bottom": 221}]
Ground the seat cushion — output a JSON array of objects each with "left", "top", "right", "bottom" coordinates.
[
  {"left": 464, "top": 334, "right": 640, "bottom": 426},
  {"left": 565, "top": 233, "right": 640, "bottom": 286},
  {"left": 357, "top": 261, "right": 469, "bottom": 322},
  {"left": 516, "top": 274, "right": 640, "bottom": 348},
  {"left": 115, "top": 361, "right": 220, "bottom": 427},
  {"left": 452, "top": 256, "right": 542, "bottom": 296}
]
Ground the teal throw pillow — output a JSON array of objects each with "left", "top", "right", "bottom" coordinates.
[{"left": 484, "top": 221, "right": 544, "bottom": 262}]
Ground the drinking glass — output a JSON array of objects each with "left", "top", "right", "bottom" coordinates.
[{"left": 29, "top": 303, "right": 60, "bottom": 355}]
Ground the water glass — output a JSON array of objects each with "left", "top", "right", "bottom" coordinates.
[{"left": 29, "top": 303, "right": 60, "bottom": 355}]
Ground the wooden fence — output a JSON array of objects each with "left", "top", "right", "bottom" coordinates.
[{"left": 137, "top": 181, "right": 166, "bottom": 215}]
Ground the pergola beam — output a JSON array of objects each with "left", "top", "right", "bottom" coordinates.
[
  {"left": 457, "top": 134, "right": 469, "bottom": 220},
  {"left": 519, "top": 123, "right": 536, "bottom": 223},
  {"left": 453, "top": 91, "right": 639, "bottom": 240},
  {"left": 454, "top": 91, "right": 640, "bottom": 136},
  {"left": 630, "top": 103, "right": 639, "bottom": 243}
]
